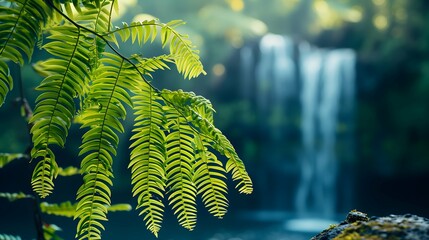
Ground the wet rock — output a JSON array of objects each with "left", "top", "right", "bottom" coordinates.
[{"left": 311, "top": 210, "right": 429, "bottom": 240}]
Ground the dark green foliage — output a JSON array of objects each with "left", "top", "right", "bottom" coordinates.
[{"left": 0, "top": 0, "right": 252, "bottom": 239}]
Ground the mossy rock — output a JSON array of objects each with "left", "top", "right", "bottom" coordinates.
[{"left": 311, "top": 210, "right": 429, "bottom": 240}]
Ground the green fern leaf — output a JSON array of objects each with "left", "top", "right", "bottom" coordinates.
[
  {"left": 193, "top": 135, "right": 229, "bottom": 218},
  {"left": 165, "top": 110, "right": 198, "bottom": 230},
  {"left": 30, "top": 25, "right": 92, "bottom": 198},
  {"left": 75, "top": 52, "right": 139, "bottom": 239},
  {"left": 31, "top": 149, "right": 58, "bottom": 198},
  {"left": 161, "top": 21, "right": 206, "bottom": 79},
  {"left": 131, "top": 54, "right": 172, "bottom": 78},
  {"left": 129, "top": 85, "right": 167, "bottom": 237},
  {"left": 0, "top": 0, "right": 51, "bottom": 106},
  {"left": 161, "top": 89, "right": 253, "bottom": 194},
  {"left": 105, "top": 19, "right": 205, "bottom": 79}
]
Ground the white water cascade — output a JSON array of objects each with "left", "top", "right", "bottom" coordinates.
[{"left": 240, "top": 34, "right": 356, "bottom": 231}]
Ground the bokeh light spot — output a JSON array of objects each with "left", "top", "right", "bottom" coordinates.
[
  {"left": 228, "top": 0, "right": 244, "bottom": 12},
  {"left": 212, "top": 64, "right": 226, "bottom": 77},
  {"left": 373, "top": 15, "right": 388, "bottom": 30}
]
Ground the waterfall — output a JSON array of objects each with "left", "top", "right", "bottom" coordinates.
[
  {"left": 238, "top": 34, "right": 356, "bottom": 228},
  {"left": 296, "top": 44, "right": 356, "bottom": 219}
]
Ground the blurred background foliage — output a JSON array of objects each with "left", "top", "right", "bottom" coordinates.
[{"left": 1, "top": 0, "right": 429, "bottom": 238}]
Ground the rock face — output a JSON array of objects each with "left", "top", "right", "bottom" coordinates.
[{"left": 311, "top": 210, "right": 429, "bottom": 240}]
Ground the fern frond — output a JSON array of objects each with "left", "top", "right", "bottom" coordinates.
[
  {"left": 0, "top": 153, "right": 26, "bottom": 168},
  {"left": 161, "top": 89, "right": 253, "bottom": 194},
  {"left": 161, "top": 20, "right": 206, "bottom": 79},
  {"left": 193, "top": 135, "right": 228, "bottom": 218},
  {"left": 30, "top": 25, "right": 92, "bottom": 198},
  {"left": 131, "top": 54, "right": 172, "bottom": 78},
  {"left": 105, "top": 19, "right": 205, "bottom": 79},
  {"left": 75, "top": 52, "right": 139, "bottom": 239},
  {"left": 165, "top": 110, "right": 198, "bottom": 230},
  {"left": 0, "top": 233, "right": 22, "bottom": 240},
  {"left": 0, "top": 0, "right": 51, "bottom": 106},
  {"left": 31, "top": 149, "right": 58, "bottom": 198},
  {"left": 129, "top": 85, "right": 167, "bottom": 237},
  {"left": 72, "top": 0, "right": 112, "bottom": 65},
  {"left": 107, "top": 20, "right": 158, "bottom": 45}
]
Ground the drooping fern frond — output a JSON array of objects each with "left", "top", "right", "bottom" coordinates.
[
  {"left": 0, "top": 0, "right": 51, "bottom": 106},
  {"left": 192, "top": 135, "right": 229, "bottom": 218},
  {"left": 30, "top": 25, "right": 92, "bottom": 198},
  {"left": 127, "top": 88, "right": 252, "bottom": 234},
  {"left": 161, "top": 90, "right": 253, "bottom": 195},
  {"left": 129, "top": 84, "right": 167, "bottom": 237},
  {"left": 164, "top": 109, "right": 198, "bottom": 230},
  {"left": 75, "top": 52, "right": 140, "bottom": 240}
]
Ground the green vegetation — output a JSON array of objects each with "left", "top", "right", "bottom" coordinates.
[{"left": 0, "top": 0, "right": 252, "bottom": 239}]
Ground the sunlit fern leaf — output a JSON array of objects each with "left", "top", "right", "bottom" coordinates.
[
  {"left": 29, "top": 25, "right": 92, "bottom": 198},
  {"left": 161, "top": 89, "right": 253, "bottom": 195},
  {"left": 0, "top": 233, "right": 22, "bottom": 240},
  {"left": 0, "top": 0, "right": 51, "bottom": 106},
  {"left": 131, "top": 54, "right": 172, "bottom": 79},
  {"left": 193, "top": 135, "right": 229, "bottom": 218},
  {"left": 0, "top": 153, "right": 26, "bottom": 168},
  {"left": 75, "top": 52, "right": 140, "bottom": 239},
  {"left": 31, "top": 149, "right": 58, "bottom": 198},
  {"left": 165, "top": 109, "right": 198, "bottom": 230},
  {"left": 105, "top": 19, "right": 205, "bottom": 79},
  {"left": 72, "top": 0, "right": 112, "bottom": 64},
  {"left": 129, "top": 85, "right": 167, "bottom": 237},
  {"left": 161, "top": 20, "right": 206, "bottom": 79}
]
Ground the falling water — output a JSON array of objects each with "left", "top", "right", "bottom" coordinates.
[
  {"left": 296, "top": 43, "right": 356, "bottom": 220},
  {"left": 240, "top": 34, "right": 356, "bottom": 230}
]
